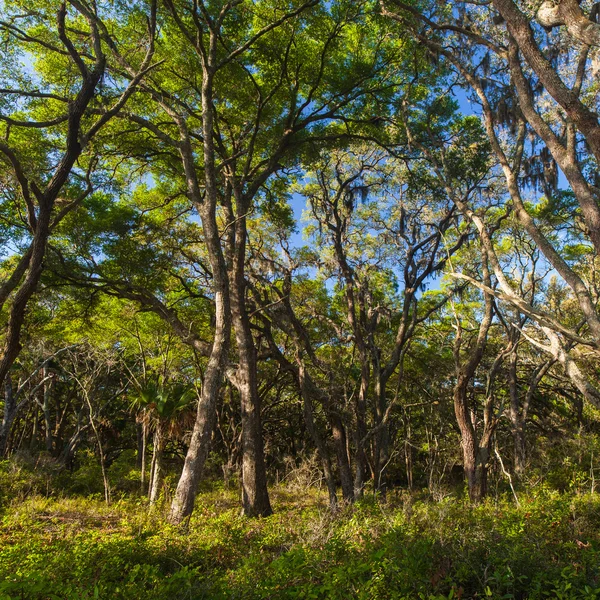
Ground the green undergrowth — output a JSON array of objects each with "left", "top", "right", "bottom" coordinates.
[{"left": 0, "top": 464, "right": 600, "bottom": 599}]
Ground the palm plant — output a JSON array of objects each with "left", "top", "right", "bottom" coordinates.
[{"left": 132, "top": 380, "right": 196, "bottom": 504}]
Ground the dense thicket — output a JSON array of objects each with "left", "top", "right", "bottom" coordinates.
[{"left": 1, "top": 1, "right": 600, "bottom": 591}]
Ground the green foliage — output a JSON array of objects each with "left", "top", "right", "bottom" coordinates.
[
  {"left": 1, "top": 1, "right": 600, "bottom": 599},
  {"left": 1, "top": 464, "right": 600, "bottom": 600},
  {"left": 133, "top": 381, "right": 195, "bottom": 421}
]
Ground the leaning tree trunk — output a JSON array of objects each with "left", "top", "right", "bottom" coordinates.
[
  {"left": 0, "top": 43, "right": 107, "bottom": 396},
  {"left": 168, "top": 61, "right": 232, "bottom": 524},
  {"left": 168, "top": 230, "right": 230, "bottom": 522}
]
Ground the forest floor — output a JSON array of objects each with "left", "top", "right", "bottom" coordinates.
[{"left": 1, "top": 456, "right": 600, "bottom": 599}]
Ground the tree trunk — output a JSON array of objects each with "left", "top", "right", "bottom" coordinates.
[
  {"left": 536, "top": 0, "right": 600, "bottom": 46},
  {"left": 330, "top": 414, "right": 354, "bottom": 503},
  {"left": 232, "top": 325, "right": 272, "bottom": 517},
  {"left": 493, "top": 0, "right": 600, "bottom": 164},
  {"left": 298, "top": 364, "right": 337, "bottom": 509},
  {"left": 0, "top": 53, "right": 106, "bottom": 394},
  {"left": 148, "top": 442, "right": 156, "bottom": 499},
  {"left": 168, "top": 258, "right": 229, "bottom": 521},
  {"left": 30, "top": 407, "right": 39, "bottom": 451},
  {"left": 169, "top": 54, "right": 232, "bottom": 524},
  {"left": 149, "top": 425, "right": 163, "bottom": 505},
  {"left": 0, "top": 375, "right": 15, "bottom": 456},
  {"left": 373, "top": 383, "right": 390, "bottom": 499},
  {"left": 228, "top": 185, "right": 272, "bottom": 518},
  {"left": 136, "top": 422, "right": 144, "bottom": 469},
  {"left": 42, "top": 367, "right": 53, "bottom": 453},
  {"left": 168, "top": 294, "right": 227, "bottom": 523},
  {"left": 404, "top": 413, "right": 413, "bottom": 491},
  {"left": 508, "top": 351, "right": 526, "bottom": 476},
  {"left": 454, "top": 379, "right": 490, "bottom": 502},
  {"left": 463, "top": 442, "right": 488, "bottom": 503},
  {"left": 353, "top": 365, "right": 370, "bottom": 499},
  {"left": 513, "top": 426, "right": 527, "bottom": 476},
  {"left": 139, "top": 421, "right": 147, "bottom": 492}
]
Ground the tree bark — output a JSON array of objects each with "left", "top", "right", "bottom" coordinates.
[
  {"left": 229, "top": 203, "right": 272, "bottom": 517},
  {"left": 454, "top": 376, "right": 489, "bottom": 502},
  {"left": 169, "top": 58, "right": 232, "bottom": 524},
  {"left": 507, "top": 40, "right": 600, "bottom": 256},
  {"left": 298, "top": 364, "right": 338, "bottom": 509},
  {"left": 168, "top": 221, "right": 230, "bottom": 521},
  {"left": 330, "top": 413, "right": 354, "bottom": 502},
  {"left": 42, "top": 367, "right": 53, "bottom": 453},
  {"left": 507, "top": 351, "right": 526, "bottom": 475},
  {"left": 0, "top": 376, "right": 15, "bottom": 456},
  {"left": 452, "top": 249, "right": 494, "bottom": 502},
  {"left": 149, "top": 425, "right": 163, "bottom": 504},
  {"left": 536, "top": 0, "right": 600, "bottom": 46},
  {"left": 493, "top": 0, "right": 600, "bottom": 163},
  {"left": 353, "top": 366, "right": 370, "bottom": 499}
]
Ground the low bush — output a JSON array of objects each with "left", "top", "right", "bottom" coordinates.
[{"left": 0, "top": 472, "right": 599, "bottom": 599}]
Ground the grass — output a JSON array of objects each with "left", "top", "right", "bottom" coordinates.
[
  {"left": 1, "top": 455, "right": 600, "bottom": 599},
  {"left": 1, "top": 485, "right": 600, "bottom": 598}
]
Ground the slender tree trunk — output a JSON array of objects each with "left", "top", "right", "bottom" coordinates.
[
  {"left": 330, "top": 414, "right": 354, "bottom": 503},
  {"left": 508, "top": 351, "right": 526, "bottom": 476},
  {"left": 353, "top": 365, "right": 370, "bottom": 499},
  {"left": 454, "top": 378, "right": 480, "bottom": 501},
  {"left": 15, "top": 407, "right": 31, "bottom": 454},
  {"left": 136, "top": 422, "right": 143, "bottom": 469},
  {"left": 0, "top": 208, "right": 51, "bottom": 394},
  {"left": 298, "top": 365, "right": 337, "bottom": 509},
  {"left": 0, "top": 51, "right": 106, "bottom": 394},
  {"left": 513, "top": 426, "right": 527, "bottom": 476},
  {"left": 43, "top": 367, "right": 53, "bottom": 453},
  {"left": 148, "top": 439, "right": 157, "bottom": 500},
  {"left": 373, "top": 377, "right": 390, "bottom": 499},
  {"left": 53, "top": 393, "right": 71, "bottom": 458},
  {"left": 139, "top": 421, "right": 147, "bottom": 492},
  {"left": 168, "top": 287, "right": 228, "bottom": 523},
  {"left": 507, "top": 41, "right": 600, "bottom": 255},
  {"left": 149, "top": 425, "right": 163, "bottom": 505},
  {"left": 83, "top": 390, "right": 110, "bottom": 505},
  {"left": 451, "top": 246, "right": 494, "bottom": 502},
  {"left": 493, "top": 0, "right": 600, "bottom": 164},
  {"left": 329, "top": 216, "right": 371, "bottom": 499},
  {"left": 404, "top": 412, "right": 413, "bottom": 491},
  {"left": 30, "top": 407, "right": 39, "bottom": 451},
  {"left": 0, "top": 375, "right": 15, "bottom": 456}
]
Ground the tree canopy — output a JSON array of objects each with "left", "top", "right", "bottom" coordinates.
[{"left": 2, "top": 0, "right": 600, "bottom": 594}]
